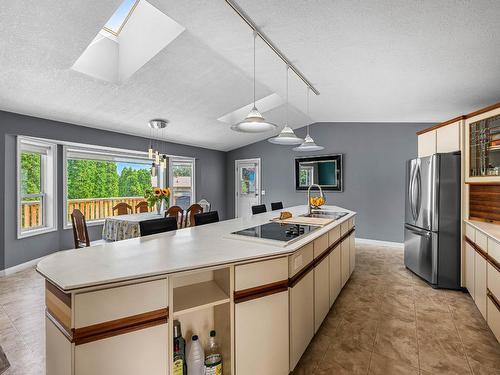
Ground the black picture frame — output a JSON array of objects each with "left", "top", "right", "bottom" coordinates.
[{"left": 295, "top": 154, "right": 343, "bottom": 191}]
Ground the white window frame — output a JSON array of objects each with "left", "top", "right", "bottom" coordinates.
[
  {"left": 62, "top": 145, "right": 158, "bottom": 229},
  {"left": 169, "top": 157, "right": 196, "bottom": 209},
  {"left": 17, "top": 136, "right": 58, "bottom": 239}
]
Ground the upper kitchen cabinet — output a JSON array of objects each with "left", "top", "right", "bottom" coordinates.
[
  {"left": 465, "top": 104, "right": 500, "bottom": 183},
  {"left": 417, "top": 117, "right": 464, "bottom": 157}
]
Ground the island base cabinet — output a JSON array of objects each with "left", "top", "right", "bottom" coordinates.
[
  {"left": 290, "top": 271, "right": 314, "bottom": 371},
  {"left": 235, "top": 291, "right": 289, "bottom": 375},
  {"left": 341, "top": 239, "right": 350, "bottom": 287},
  {"left": 314, "top": 257, "right": 330, "bottom": 333},
  {"left": 474, "top": 252, "right": 487, "bottom": 319},
  {"left": 46, "top": 317, "right": 72, "bottom": 375},
  {"left": 74, "top": 323, "right": 169, "bottom": 375},
  {"left": 488, "top": 293, "right": 500, "bottom": 342},
  {"left": 329, "top": 246, "right": 341, "bottom": 306}
]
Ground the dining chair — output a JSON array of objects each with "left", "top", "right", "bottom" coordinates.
[
  {"left": 271, "top": 201, "right": 284, "bottom": 211},
  {"left": 135, "top": 201, "right": 149, "bottom": 213},
  {"left": 71, "top": 209, "right": 90, "bottom": 248},
  {"left": 113, "top": 202, "right": 133, "bottom": 215},
  {"left": 165, "top": 205, "right": 184, "bottom": 228},
  {"left": 139, "top": 217, "right": 178, "bottom": 236},
  {"left": 194, "top": 211, "right": 219, "bottom": 226},
  {"left": 185, "top": 203, "right": 203, "bottom": 227},
  {"left": 252, "top": 204, "right": 267, "bottom": 215},
  {"left": 198, "top": 199, "right": 211, "bottom": 213}
]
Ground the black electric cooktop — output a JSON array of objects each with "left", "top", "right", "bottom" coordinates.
[{"left": 231, "top": 222, "right": 320, "bottom": 244}]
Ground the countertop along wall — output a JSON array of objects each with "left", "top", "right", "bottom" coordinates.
[
  {"left": 226, "top": 122, "right": 431, "bottom": 243},
  {"left": 1, "top": 110, "right": 227, "bottom": 271}
]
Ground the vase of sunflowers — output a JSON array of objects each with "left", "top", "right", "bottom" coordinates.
[{"left": 144, "top": 187, "right": 171, "bottom": 214}]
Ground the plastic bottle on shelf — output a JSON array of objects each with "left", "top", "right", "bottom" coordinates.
[
  {"left": 205, "top": 330, "right": 223, "bottom": 375},
  {"left": 187, "top": 335, "right": 205, "bottom": 375},
  {"left": 173, "top": 320, "right": 186, "bottom": 375}
]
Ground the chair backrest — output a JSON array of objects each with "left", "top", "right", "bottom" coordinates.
[
  {"left": 135, "top": 201, "right": 149, "bottom": 213},
  {"left": 194, "top": 211, "right": 219, "bottom": 226},
  {"left": 113, "top": 202, "right": 133, "bottom": 215},
  {"left": 271, "top": 201, "right": 284, "bottom": 211},
  {"left": 185, "top": 203, "right": 203, "bottom": 227},
  {"left": 165, "top": 205, "right": 184, "bottom": 228},
  {"left": 71, "top": 209, "right": 90, "bottom": 248},
  {"left": 198, "top": 199, "right": 211, "bottom": 213},
  {"left": 139, "top": 217, "right": 177, "bottom": 237},
  {"left": 252, "top": 204, "right": 267, "bottom": 215}
]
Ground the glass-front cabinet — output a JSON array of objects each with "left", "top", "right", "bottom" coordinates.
[{"left": 465, "top": 107, "right": 500, "bottom": 183}]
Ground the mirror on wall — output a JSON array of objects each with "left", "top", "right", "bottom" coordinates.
[{"left": 295, "top": 154, "right": 343, "bottom": 191}]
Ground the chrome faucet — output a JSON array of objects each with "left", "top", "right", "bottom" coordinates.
[{"left": 307, "top": 184, "right": 324, "bottom": 215}]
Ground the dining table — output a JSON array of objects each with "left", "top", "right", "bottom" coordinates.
[{"left": 102, "top": 212, "right": 163, "bottom": 241}]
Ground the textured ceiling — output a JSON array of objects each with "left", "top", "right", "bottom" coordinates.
[{"left": 0, "top": 0, "right": 499, "bottom": 151}]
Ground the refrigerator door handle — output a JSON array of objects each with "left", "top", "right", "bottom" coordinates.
[
  {"left": 408, "top": 162, "right": 416, "bottom": 221},
  {"left": 414, "top": 164, "right": 422, "bottom": 221},
  {"left": 404, "top": 224, "right": 431, "bottom": 237}
]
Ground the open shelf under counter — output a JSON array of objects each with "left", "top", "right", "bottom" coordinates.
[{"left": 173, "top": 280, "right": 230, "bottom": 316}]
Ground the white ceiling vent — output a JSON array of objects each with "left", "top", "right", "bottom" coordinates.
[{"left": 72, "top": 0, "right": 185, "bottom": 84}]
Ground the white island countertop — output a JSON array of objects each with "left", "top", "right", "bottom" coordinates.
[
  {"left": 37, "top": 205, "right": 355, "bottom": 292},
  {"left": 465, "top": 219, "right": 500, "bottom": 243}
]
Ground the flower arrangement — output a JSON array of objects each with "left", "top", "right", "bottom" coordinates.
[{"left": 144, "top": 187, "right": 171, "bottom": 211}]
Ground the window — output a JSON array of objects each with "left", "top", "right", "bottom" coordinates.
[
  {"left": 299, "top": 165, "right": 314, "bottom": 187},
  {"left": 17, "top": 137, "right": 57, "bottom": 238},
  {"left": 64, "top": 147, "right": 156, "bottom": 226},
  {"left": 170, "top": 159, "right": 195, "bottom": 210},
  {"left": 103, "top": 0, "right": 139, "bottom": 35}
]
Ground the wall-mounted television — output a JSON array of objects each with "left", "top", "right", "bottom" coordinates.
[{"left": 295, "top": 154, "right": 343, "bottom": 191}]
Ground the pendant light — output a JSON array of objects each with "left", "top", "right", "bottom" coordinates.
[
  {"left": 293, "top": 88, "right": 324, "bottom": 152},
  {"left": 231, "top": 32, "right": 277, "bottom": 133},
  {"left": 268, "top": 66, "right": 303, "bottom": 145}
]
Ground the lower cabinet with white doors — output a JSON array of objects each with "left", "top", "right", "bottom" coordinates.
[{"left": 464, "top": 221, "right": 500, "bottom": 343}]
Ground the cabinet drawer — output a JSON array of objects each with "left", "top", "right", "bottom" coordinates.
[
  {"left": 74, "top": 279, "right": 168, "bottom": 328},
  {"left": 465, "top": 223, "right": 475, "bottom": 242},
  {"left": 313, "top": 233, "right": 329, "bottom": 258},
  {"left": 340, "top": 222, "right": 349, "bottom": 236},
  {"left": 487, "top": 294, "right": 500, "bottom": 343},
  {"left": 235, "top": 257, "right": 288, "bottom": 291},
  {"left": 348, "top": 218, "right": 354, "bottom": 229},
  {"left": 328, "top": 226, "right": 340, "bottom": 246},
  {"left": 476, "top": 231, "right": 488, "bottom": 252},
  {"left": 488, "top": 263, "right": 500, "bottom": 303},
  {"left": 488, "top": 238, "right": 500, "bottom": 264},
  {"left": 288, "top": 243, "right": 314, "bottom": 277}
]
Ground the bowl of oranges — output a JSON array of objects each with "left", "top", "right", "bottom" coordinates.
[{"left": 309, "top": 196, "right": 326, "bottom": 209}]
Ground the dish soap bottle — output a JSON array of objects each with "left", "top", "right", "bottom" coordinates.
[
  {"left": 173, "top": 320, "right": 186, "bottom": 375},
  {"left": 187, "top": 335, "right": 205, "bottom": 375},
  {"left": 205, "top": 330, "right": 223, "bottom": 375}
]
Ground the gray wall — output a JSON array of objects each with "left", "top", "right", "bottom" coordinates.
[
  {"left": 226, "top": 122, "right": 430, "bottom": 243},
  {"left": 1, "top": 110, "right": 227, "bottom": 270}
]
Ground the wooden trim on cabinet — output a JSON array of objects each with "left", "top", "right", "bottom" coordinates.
[
  {"left": 288, "top": 260, "right": 315, "bottom": 288},
  {"left": 416, "top": 116, "right": 466, "bottom": 135},
  {"left": 465, "top": 102, "right": 500, "bottom": 119},
  {"left": 465, "top": 236, "right": 488, "bottom": 260},
  {"left": 46, "top": 309, "right": 73, "bottom": 341},
  {"left": 487, "top": 289, "right": 500, "bottom": 312},
  {"left": 234, "top": 280, "right": 289, "bottom": 304},
  {"left": 489, "top": 254, "right": 500, "bottom": 273},
  {"left": 46, "top": 280, "right": 71, "bottom": 308},
  {"left": 72, "top": 307, "right": 169, "bottom": 345}
]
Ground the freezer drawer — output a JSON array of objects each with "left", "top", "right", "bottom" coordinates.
[{"left": 404, "top": 224, "right": 438, "bottom": 284}]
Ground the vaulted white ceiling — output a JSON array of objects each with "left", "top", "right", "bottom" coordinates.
[{"left": 0, "top": 0, "right": 499, "bottom": 151}]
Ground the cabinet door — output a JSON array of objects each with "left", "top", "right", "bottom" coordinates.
[
  {"left": 341, "top": 239, "right": 350, "bottom": 287},
  {"left": 487, "top": 293, "right": 500, "bottom": 343},
  {"left": 465, "top": 242, "right": 475, "bottom": 299},
  {"left": 349, "top": 233, "right": 355, "bottom": 276},
  {"left": 418, "top": 130, "right": 436, "bottom": 157},
  {"left": 314, "top": 256, "right": 330, "bottom": 333},
  {"left": 329, "top": 245, "right": 341, "bottom": 307},
  {"left": 436, "top": 122, "right": 460, "bottom": 153},
  {"left": 235, "top": 291, "right": 289, "bottom": 375},
  {"left": 74, "top": 323, "right": 168, "bottom": 375},
  {"left": 289, "top": 271, "right": 314, "bottom": 371},
  {"left": 474, "top": 252, "right": 487, "bottom": 319}
]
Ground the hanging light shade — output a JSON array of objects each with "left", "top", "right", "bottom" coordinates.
[
  {"left": 268, "top": 66, "right": 303, "bottom": 145},
  {"left": 231, "top": 32, "right": 277, "bottom": 133},
  {"left": 293, "top": 88, "right": 324, "bottom": 151}
]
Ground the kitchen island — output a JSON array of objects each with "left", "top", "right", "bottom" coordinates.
[{"left": 37, "top": 205, "right": 356, "bottom": 375}]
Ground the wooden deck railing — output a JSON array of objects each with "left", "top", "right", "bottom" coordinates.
[{"left": 20, "top": 197, "right": 149, "bottom": 229}]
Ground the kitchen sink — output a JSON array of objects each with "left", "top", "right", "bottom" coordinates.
[{"left": 300, "top": 211, "right": 349, "bottom": 220}]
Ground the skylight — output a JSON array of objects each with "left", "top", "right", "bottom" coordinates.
[{"left": 103, "top": 0, "right": 138, "bottom": 35}]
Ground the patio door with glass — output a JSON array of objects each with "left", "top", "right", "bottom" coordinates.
[{"left": 235, "top": 158, "right": 261, "bottom": 217}]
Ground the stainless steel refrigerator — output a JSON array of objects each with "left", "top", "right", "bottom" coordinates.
[{"left": 404, "top": 152, "right": 461, "bottom": 289}]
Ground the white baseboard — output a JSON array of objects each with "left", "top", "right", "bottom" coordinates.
[
  {"left": 1, "top": 255, "right": 46, "bottom": 277},
  {"left": 356, "top": 237, "right": 404, "bottom": 248}
]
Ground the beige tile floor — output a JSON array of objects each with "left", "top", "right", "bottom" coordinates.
[{"left": 0, "top": 243, "right": 499, "bottom": 375}]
